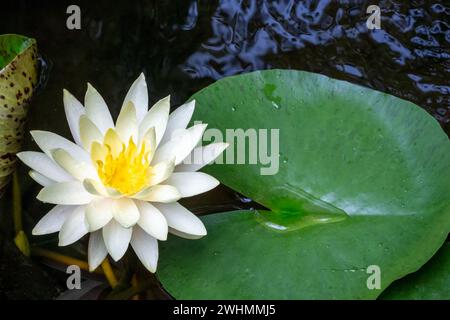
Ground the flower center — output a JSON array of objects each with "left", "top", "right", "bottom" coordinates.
[{"left": 97, "top": 139, "right": 151, "bottom": 195}]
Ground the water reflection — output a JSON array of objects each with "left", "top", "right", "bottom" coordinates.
[{"left": 182, "top": 0, "right": 449, "bottom": 132}]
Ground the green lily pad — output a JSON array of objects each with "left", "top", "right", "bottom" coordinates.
[
  {"left": 158, "top": 70, "right": 450, "bottom": 299},
  {"left": 0, "top": 34, "right": 38, "bottom": 193},
  {"left": 380, "top": 242, "right": 450, "bottom": 300}
]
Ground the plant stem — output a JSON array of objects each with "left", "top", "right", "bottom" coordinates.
[
  {"left": 12, "top": 171, "right": 22, "bottom": 234},
  {"left": 31, "top": 247, "right": 102, "bottom": 274},
  {"left": 131, "top": 274, "right": 139, "bottom": 300},
  {"left": 105, "top": 280, "right": 153, "bottom": 300},
  {"left": 101, "top": 258, "right": 118, "bottom": 288},
  {"left": 12, "top": 171, "right": 31, "bottom": 256}
]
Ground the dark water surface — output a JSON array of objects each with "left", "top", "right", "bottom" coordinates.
[{"left": 1, "top": 0, "right": 449, "bottom": 298}]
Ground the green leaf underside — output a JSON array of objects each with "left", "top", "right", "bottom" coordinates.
[
  {"left": 381, "top": 242, "right": 450, "bottom": 300},
  {"left": 158, "top": 70, "right": 450, "bottom": 299}
]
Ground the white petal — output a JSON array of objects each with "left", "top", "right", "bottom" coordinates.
[
  {"left": 63, "top": 89, "right": 85, "bottom": 146},
  {"left": 84, "top": 83, "right": 114, "bottom": 133},
  {"left": 131, "top": 226, "right": 158, "bottom": 273},
  {"left": 154, "top": 202, "right": 206, "bottom": 238},
  {"left": 83, "top": 178, "right": 107, "bottom": 196},
  {"left": 112, "top": 198, "right": 140, "bottom": 228},
  {"left": 136, "top": 200, "right": 168, "bottom": 240},
  {"left": 123, "top": 73, "right": 148, "bottom": 123},
  {"left": 88, "top": 230, "right": 108, "bottom": 271},
  {"left": 58, "top": 205, "right": 89, "bottom": 246},
  {"left": 52, "top": 148, "right": 97, "bottom": 181},
  {"left": 115, "top": 101, "right": 138, "bottom": 144},
  {"left": 29, "top": 170, "right": 55, "bottom": 187},
  {"left": 90, "top": 141, "right": 108, "bottom": 163},
  {"left": 177, "top": 142, "right": 229, "bottom": 172},
  {"left": 83, "top": 179, "right": 121, "bottom": 197},
  {"left": 140, "top": 127, "right": 156, "bottom": 162},
  {"left": 139, "top": 96, "right": 170, "bottom": 146},
  {"left": 85, "top": 199, "right": 113, "bottom": 232},
  {"left": 102, "top": 129, "right": 124, "bottom": 158},
  {"left": 17, "top": 151, "right": 73, "bottom": 182},
  {"left": 151, "top": 129, "right": 189, "bottom": 164},
  {"left": 79, "top": 115, "right": 103, "bottom": 151},
  {"left": 169, "top": 227, "right": 205, "bottom": 240},
  {"left": 152, "top": 123, "right": 207, "bottom": 165},
  {"left": 32, "top": 205, "right": 75, "bottom": 235},
  {"left": 132, "top": 185, "right": 181, "bottom": 203},
  {"left": 102, "top": 220, "right": 132, "bottom": 261},
  {"left": 30, "top": 130, "right": 91, "bottom": 163},
  {"left": 37, "top": 181, "right": 97, "bottom": 205},
  {"left": 161, "top": 100, "right": 195, "bottom": 144},
  {"left": 165, "top": 172, "right": 219, "bottom": 197},
  {"left": 148, "top": 159, "right": 175, "bottom": 186}
]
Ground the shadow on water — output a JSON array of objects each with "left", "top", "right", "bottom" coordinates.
[{"left": 1, "top": 0, "right": 448, "bottom": 298}]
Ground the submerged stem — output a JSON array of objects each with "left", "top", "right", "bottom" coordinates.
[
  {"left": 105, "top": 280, "right": 153, "bottom": 300},
  {"left": 31, "top": 247, "right": 102, "bottom": 274},
  {"left": 12, "top": 171, "right": 22, "bottom": 234},
  {"left": 12, "top": 170, "right": 30, "bottom": 256},
  {"left": 101, "top": 258, "right": 118, "bottom": 288}
]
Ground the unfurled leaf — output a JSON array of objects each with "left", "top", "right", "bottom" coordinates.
[{"left": 157, "top": 70, "right": 450, "bottom": 299}]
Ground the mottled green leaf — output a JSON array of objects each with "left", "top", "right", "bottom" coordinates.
[{"left": 0, "top": 34, "right": 38, "bottom": 193}]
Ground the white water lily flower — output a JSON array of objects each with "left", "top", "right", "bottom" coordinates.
[{"left": 18, "top": 73, "right": 228, "bottom": 273}]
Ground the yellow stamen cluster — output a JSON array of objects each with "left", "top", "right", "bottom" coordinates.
[{"left": 97, "top": 138, "right": 152, "bottom": 195}]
